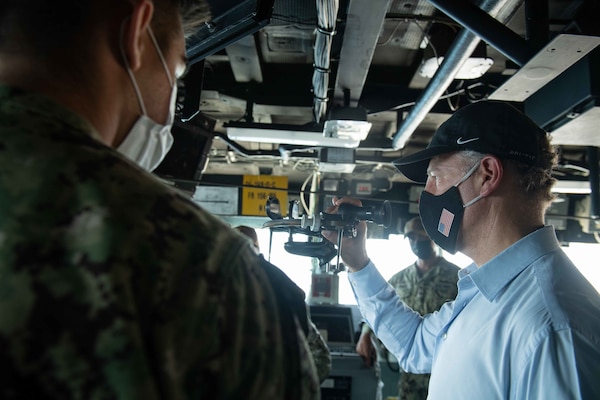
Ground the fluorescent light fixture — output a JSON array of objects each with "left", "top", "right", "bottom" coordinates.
[
  {"left": 318, "top": 162, "right": 356, "bottom": 173},
  {"left": 419, "top": 56, "right": 494, "bottom": 79},
  {"left": 323, "top": 119, "right": 372, "bottom": 141},
  {"left": 227, "top": 127, "right": 362, "bottom": 148},
  {"left": 551, "top": 180, "right": 591, "bottom": 194},
  {"left": 323, "top": 106, "right": 372, "bottom": 141},
  {"left": 226, "top": 107, "right": 371, "bottom": 148}
]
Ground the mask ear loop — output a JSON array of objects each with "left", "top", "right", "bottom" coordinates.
[
  {"left": 455, "top": 161, "right": 483, "bottom": 208},
  {"left": 147, "top": 27, "right": 174, "bottom": 87},
  {"left": 119, "top": 18, "right": 148, "bottom": 116}
]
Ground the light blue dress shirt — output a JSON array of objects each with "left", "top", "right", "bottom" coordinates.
[{"left": 349, "top": 226, "right": 600, "bottom": 399}]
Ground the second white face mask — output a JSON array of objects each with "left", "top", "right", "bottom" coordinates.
[
  {"left": 117, "top": 82, "right": 176, "bottom": 171},
  {"left": 117, "top": 23, "right": 176, "bottom": 171}
]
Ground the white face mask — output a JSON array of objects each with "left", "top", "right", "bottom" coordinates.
[{"left": 117, "top": 24, "right": 176, "bottom": 171}]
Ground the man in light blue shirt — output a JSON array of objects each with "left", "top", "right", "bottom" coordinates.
[{"left": 325, "top": 101, "right": 600, "bottom": 399}]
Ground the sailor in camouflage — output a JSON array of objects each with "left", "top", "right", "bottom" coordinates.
[
  {"left": 234, "top": 225, "right": 332, "bottom": 383},
  {"left": 0, "top": 0, "right": 319, "bottom": 399},
  {"left": 356, "top": 217, "right": 460, "bottom": 400},
  {"left": 306, "top": 320, "right": 332, "bottom": 382}
]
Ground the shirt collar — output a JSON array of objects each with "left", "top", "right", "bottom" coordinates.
[{"left": 460, "top": 226, "right": 560, "bottom": 301}]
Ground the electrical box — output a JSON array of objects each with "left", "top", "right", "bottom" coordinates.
[
  {"left": 319, "top": 148, "right": 356, "bottom": 173},
  {"left": 309, "top": 274, "right": 340, "bottom": 304}
]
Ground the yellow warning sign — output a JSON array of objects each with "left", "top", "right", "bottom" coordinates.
[{"left": 241, "top": 175, "right": 288, "bottom": 217}]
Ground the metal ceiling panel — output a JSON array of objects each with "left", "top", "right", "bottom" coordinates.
[
  {"left": 489, "top": 34, "right": 600, "bottom": 102},
  {"left": 333, "top": 0, "right": 393, "bottom": 106}
]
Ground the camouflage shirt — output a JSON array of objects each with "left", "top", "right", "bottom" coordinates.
[
  {"left": 306, "top": 320, "right": 331, "bottom": 382},
  {"left": 233, "top": 235, "right": 332, "bottom": 385},
  {"left": 0, "top": 86, "right": 319, "bottom": 399},
  {"left": 379, "top": 258, "right": 459, "bottom": 400}
]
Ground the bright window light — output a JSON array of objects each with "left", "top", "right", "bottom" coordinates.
[
  {"left": 256, "top": 229, "right": 600, "bottom": 304},
  {"left": 561, "top": 242, "right": 600, "bottom": 294}
]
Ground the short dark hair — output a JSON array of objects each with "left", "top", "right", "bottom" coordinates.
[
  {"left": 151, "top": 0, "right": 211, "bottom": 48},
  {"left": 0, "top": 1, "right": 92, "bottom": 58},
  {"left": 179, "top": 0, "right": 211, "bottom": 38},
  {"left": 0, "top": 0, "right": 210, "bottom": 59}
]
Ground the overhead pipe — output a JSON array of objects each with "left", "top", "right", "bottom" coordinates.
[{"left": 392, "top": 0, "right": 523, "bottom": 150}]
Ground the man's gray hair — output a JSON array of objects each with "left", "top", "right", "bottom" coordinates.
[{"left": 456, "top": 147, "right": 557, "bottom": 206}]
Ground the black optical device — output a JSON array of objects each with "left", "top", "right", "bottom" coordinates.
[{"left": 320, "top": 201, "right": 392, "bottom": 235}]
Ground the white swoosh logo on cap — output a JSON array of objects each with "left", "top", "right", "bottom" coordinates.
[{"left": 456, "top": 137, "right": 479, "bottom": 145}]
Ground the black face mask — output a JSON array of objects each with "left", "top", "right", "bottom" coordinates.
[
  {"left": 410, "top": 239, "right": 435, "bottom": 260},
  {"left": 418, "top": 162, "right": 482, "bottom": 254}
]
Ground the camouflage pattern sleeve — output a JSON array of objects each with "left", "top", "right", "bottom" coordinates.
[
  {"left": 257, "top": 257, "right": 321, "bottom": 398},
  {"left": 0, "top": 86, "right": 319, "bottom": 400},
  {"left": 387, "top": 260, "right": 459, "bottom": 315},
  {"left": 307, "top": 320, "right": 332, "bottom": 382}
]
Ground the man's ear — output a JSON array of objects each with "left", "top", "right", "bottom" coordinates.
[
  {"left": 122, "top": 0, "right": 154, "bottom": 71},
  {"left": 479, "top": 155, "right": 503, "bottom": 197}
]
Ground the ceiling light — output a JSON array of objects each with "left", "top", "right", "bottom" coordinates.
[
  {"left": 323, "top": 107, "right": 372, "bottom": 141},
  {"left": 551, "top": 180, "right": 591, "bottom": 194},
  {"left": 227, "top": 127, "right": 362, "bottom": 148},
  {"left": 318, "top": 162, "right": 356, "bottom": 173},
  {"left": 419, "top": 56, "right": 494, "bottom": 79},
  {"left": 323, "top": 106, "right": 372, "bottom": 141},
  {"left": 226, "top": 107, "right": 371, "bottom": 148},
  {"left": 323, "top": 120, "right": 372, "bottom": 141}
]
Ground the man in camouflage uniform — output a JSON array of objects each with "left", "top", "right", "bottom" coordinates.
[
  {"left": 305, "top": 320, "right": 332, "bottom": 383},
  {"left": 0, "top": 0, "right": 319, "bottom": 399},
  {"left": 355, "top": 217, "right": 459, "bottom": 400},
  {"left": 234, "top": 225, "right": 332, "bottom": 382}
]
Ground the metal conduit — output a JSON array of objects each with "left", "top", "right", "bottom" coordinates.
[
  {"left": 392, "top": 0, "right": 522, "bottom": 150},
  {"left": 313, "top": 0, "right": 340, "bottom": 123}
]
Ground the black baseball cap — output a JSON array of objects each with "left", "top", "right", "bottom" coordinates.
[{"left": 393, "top": 100, "right": 547, "bottom": 183}]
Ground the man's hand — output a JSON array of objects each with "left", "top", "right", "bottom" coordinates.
[
  {"left": 355, "top": 329, "right": 377, "bottom": 368},
  {"left": 321, "top": 196, "right": 370, "bottom": 272}
]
